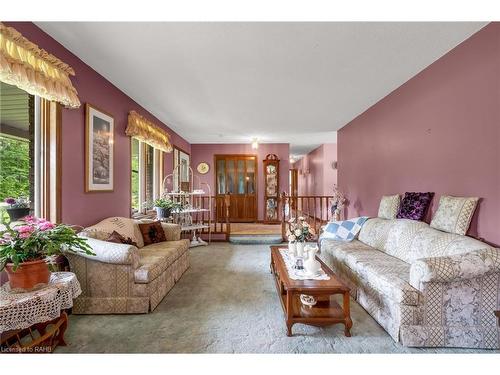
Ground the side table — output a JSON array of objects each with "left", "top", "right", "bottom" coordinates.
[{"left": 0, "top": 272, "right": 81, "bottom": 353}]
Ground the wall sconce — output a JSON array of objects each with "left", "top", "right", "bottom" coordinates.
[{"left": 251, "top": 138, "right": 259, "bottom": 149}]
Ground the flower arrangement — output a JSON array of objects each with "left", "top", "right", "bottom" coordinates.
[
  {"left": 286, "top": 216, "right": 316, "bottom": 243},
  {"left": 331, "top": 184, "right": 346, "bottom": 221},
  {"left": 0, "top": 216, "right": 94, "bottom": 271},
  {"left": 4, "top": 197, "right": 30, "bottom": 208}
]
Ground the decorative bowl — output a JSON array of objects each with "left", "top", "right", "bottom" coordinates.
[{"left": 300, "top": 294, "right": 317, "bottom": 307}]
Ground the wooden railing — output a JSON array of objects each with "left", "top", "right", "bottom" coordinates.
[
  {"left": 190, "top": 195, "right": 231, "bottom": 241},
  {"left": 280, "top": 192, "right": 335, "bottom": 242}
]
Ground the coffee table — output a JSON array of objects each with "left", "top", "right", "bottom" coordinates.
[{"left": 270, "top": 245, "right": 352, "bottom": 337}]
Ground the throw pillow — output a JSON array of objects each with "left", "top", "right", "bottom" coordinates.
[
  {"left": 320, "top": 216, "right": 369, "bottom": 244},
  {"left": 377, "top": 195, "right": 401, "bottom": 219},
  {"left": 138, "top": 221, "right": 167, "bottom": 246},
  {"left": 430, "top": 195, "right": 479, "bottom": 235},
  {"left": 396, "top": 192, "right": 434, "bottom": 221},
  {"left": 86, "top": 217, "right": 144, "bottom": 248},
  {"left": 106, "top": 230, "right": 138, "bottom": 247}
]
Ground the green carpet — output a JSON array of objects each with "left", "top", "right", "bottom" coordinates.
[{"left": 57, "top": 243, "right": 497, "bottom": 353}]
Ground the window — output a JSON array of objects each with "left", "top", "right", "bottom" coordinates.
[
  {"left": 0, "top": 82, "right": 61, "bottom": 222},
  {"left": 130, "top": 138, "right": 164, "bottom": 217}
]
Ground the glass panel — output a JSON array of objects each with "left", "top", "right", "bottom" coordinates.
[
  {"left": 246, "top": 158, "right": 255, "bottom": 194},
  {"left": 130, "top": 138, "right": 140, "bottom": 213},
  {"left": 266, "top": 163, "right": 278, "bottom": 197},
  {"left": 145, "top": 143, "right": 154, "bottom": 204},
  {"left": 237, "top": 159, "right": 245, "bottom": 194},
  {"left": 226, "top": 159, "right": 235, "bottom": 194},
  {"left": 217, "top": 159, "right": 226, "bottom": 194},
  {"left": 266, "top": 198, "right": 277, "bottom": 221}
]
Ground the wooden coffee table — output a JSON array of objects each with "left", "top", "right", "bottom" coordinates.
[{"left": 270, "top": 245, "right": 352, "bottom": 337}]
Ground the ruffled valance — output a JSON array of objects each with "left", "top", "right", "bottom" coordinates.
[
  {"left": 126, "top": 111, "right": 173, "bottom": 153},
  {"left": 0, "top": 22, "right": 80, "bottom": 108}
]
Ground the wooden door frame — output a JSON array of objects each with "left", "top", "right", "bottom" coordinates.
[{"left": 214, "top": 154, "right": 258, "bottom": 222}]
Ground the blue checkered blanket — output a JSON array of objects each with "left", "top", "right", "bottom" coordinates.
[{"left": 319, "top": 216, "right": 369, "bottom": 244}]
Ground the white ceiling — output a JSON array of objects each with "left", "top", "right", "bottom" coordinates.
[{"left": 36, "top": 22, "right": 486, "bottom": 155}]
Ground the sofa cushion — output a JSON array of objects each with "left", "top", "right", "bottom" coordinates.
[
  {"left": 320, "top": 239, "right": 420, "bottom": 305},
  {"left": 378, "top": 195, "right": 401, "bottom": 219},
  {"left": 86, "top": 217, "right": 145, "bottom": 248},
  {"left": 396, "top": 192, "right": 433, "bottom": 221},
  {"left": 430, "top": 195, "right": 479, "bottom": 235},
  {"left": 358, "top": 218, "right": 394, "bottom": 252},
  {"left": 134, "top": 239, "right": 189, "bottom": 283},
  {"left": 384, "top": 219, "right": 428, "bottom": 263},
  {"left": 138, "top": 221, "right": 167, "bottom": 245}
]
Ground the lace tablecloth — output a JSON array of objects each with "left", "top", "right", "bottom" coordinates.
[
  {"left": 279, "top": 249, "right": 330, "bottom": 281},
  {"left": 0, "top": 272, "right": 81, "bottom": 333}
]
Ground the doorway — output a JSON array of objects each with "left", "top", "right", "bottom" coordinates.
[{"left": 215, "top": 154, "right": 257, "bottom": 222}]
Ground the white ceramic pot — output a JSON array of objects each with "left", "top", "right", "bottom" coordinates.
[
  {"left": 296, "top": 242, "right": 305, "bottom": 257},
  {"left": 288, "top": 242, "right": 297, "bottom": 256},
  {"left": 304, "top": 244, "right": 321, "bottom": 276}
]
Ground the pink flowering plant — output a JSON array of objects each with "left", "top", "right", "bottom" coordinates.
[{"left": 0, "top": 216, "right": 94, "bottom": 271}]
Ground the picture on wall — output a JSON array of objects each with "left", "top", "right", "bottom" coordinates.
[
  {"left": 85, "top": 103, "right": 114, "bottom": 192},
  {"left": 173, "top": 146, "right": 190, "bottom": 192}
]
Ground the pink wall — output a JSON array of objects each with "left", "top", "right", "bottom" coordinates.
[
  {"left": 293, "top": 144, "right": 337, "bottom": 196},
  {"left": 338, "top": 23, "right": 500, "bottom": 246},
  {"left": 190, "top": 143, "right": 290, "bottom": 221},
  {"left": 5, "top": 22, "right": 191, "bottom": 227}
]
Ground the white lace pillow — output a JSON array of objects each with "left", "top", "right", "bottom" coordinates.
[
  {"left": 430, "top": 195, "right": 479, "bottom": 235},
  {"left": 85, "top": 217, "right": 145, "bottom": 248},
  {"left": 377, "top": 195, "right": 401, "bottom": 219}
]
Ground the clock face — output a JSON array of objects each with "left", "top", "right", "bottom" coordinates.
[{"left": 197, "top": 162, "right": 210, "bottom": 174}]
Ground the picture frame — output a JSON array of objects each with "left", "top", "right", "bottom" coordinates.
[
  {"left": 173, "top": 146, "right": 190, "bottom": 192},
  {"left": 85, "top": 103, "right": 114, "bottom": 192}
]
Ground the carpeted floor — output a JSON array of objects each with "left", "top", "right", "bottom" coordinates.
[{"left": 57, "top": 243, "right": 497, "bottom": 353}]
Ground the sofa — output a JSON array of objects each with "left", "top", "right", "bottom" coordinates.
[
  {"left": 65, "top": 217, "right": 190, "bottom": 314},
  {"left": 319, "top": 218, "right": 500, "bottom": 349}
]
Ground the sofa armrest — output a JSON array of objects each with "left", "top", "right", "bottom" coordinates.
[
  {"left": 161, "top": 223, "right": 181, "bottom": 241},
  {"left": 67, "top": 237, "right": 139, "bottom": 267},
  {"left": 410, "top": 247, "right": 500, "bottom": 289}
]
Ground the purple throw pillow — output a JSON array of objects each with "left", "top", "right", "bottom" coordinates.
[{"left": 396, "top": 192, "right": 434, "bottom": 221}]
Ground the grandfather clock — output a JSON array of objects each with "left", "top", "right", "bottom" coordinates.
[{"left": 263, "top": 154, "right": 280, "bottom": 224}]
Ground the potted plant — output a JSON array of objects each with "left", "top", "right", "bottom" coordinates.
[
  {"left": 286, "top": 216, "right": 316, "bottom": 257},
  {"left": 150, "top": 197, "right": 182, "bottom": 219},
  {"left": 0, "top": 216, "right": 95, "bottom": 290},
  {"left": 4, "top": 197, "right": 31, "bottom": 221}
]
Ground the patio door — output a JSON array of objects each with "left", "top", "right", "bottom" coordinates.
[{"left": 215, "top": 154, "right": 257, "bottom": 222}]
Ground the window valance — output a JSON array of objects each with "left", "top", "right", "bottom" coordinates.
[
  {"left": 126, "top": 111, "right": 173, "bottom": 153},
  {"left": 0, "top": 22, "right": 80, "bottom": 108}
]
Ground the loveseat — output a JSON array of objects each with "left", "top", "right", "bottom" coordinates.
[
  {"left": 65, "top": 217, "right": 190, "bottom": 314},
  {"left": 319, "top": 218, "right": 500, "bottom": 349}
]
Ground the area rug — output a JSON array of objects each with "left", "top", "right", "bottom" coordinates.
[{"left": 57, "top": 243, "right": 497, "bottom": 353}]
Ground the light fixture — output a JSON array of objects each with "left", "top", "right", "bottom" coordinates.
[{"left": 251, "top": 138, "right": 259, "bottom": 149}]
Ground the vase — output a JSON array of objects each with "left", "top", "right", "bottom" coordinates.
[
  {"left": 288, "top": 241, "right": 297, "bottom": 256},
  {"left": 5, "top": 258, "right": 50, "bottom": 290},
  {"left": 6, "top": 207, "right": 30, "bottom": 221},
  {"left": 155, "top": 207, "right": 172, "bottom": 219},
  {"left": 296, "top": 242, "right": 305, "bottom": 257},
  {"left": 304, "top": 244, "right": 321, "bottom": 276}
]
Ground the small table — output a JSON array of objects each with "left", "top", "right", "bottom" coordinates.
[
  {"left": 270, "top": 245, "right": 352, "bottom": 337},
  {"left": 0, "top": 272, "right": 81, "bottom": 353}
]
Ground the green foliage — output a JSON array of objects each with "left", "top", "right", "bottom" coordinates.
[
  {"left": 0, "top": 135, "right": 30, "bottom": 201},
  {"left": 151, "top": 197, "right": 182, "bottom": 210}
]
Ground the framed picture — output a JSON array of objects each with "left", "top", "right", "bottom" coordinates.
[
  {"left": 173, "top": 146, "right": 190, "bottom": 192},
  {"left": 85, "top": 103, "right": 114, "bottom": 192}
]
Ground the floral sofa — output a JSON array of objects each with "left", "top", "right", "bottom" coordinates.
[
  {"left": 65, "top": 217, "right": 190, "bottom": 314},
  {"left": 319, "top": 218, "right": 500, "bottom": 349}
]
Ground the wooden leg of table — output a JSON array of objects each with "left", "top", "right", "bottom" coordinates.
[
  {"left": 56, "top": 311, "right": 69, "bottom": 346},
  {"left": 286, "top": 291, "right": 293, "bottom": 337},
  {"left": 343, "top": 292, "right": 352, "bottom": 337}
]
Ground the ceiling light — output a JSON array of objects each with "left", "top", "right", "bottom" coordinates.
[{"left": 251, "top": 138, "right": 259, "bottom": 149}]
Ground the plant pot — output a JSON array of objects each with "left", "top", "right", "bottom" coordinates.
[
  {"left": 5, "top": 259, "right": 50, "bottom": 290},
  {"left": 6, "top": 207, "right": 30, "bottom": 221},
  {"left": 155, "top": 207, "right": 172, "bottom": 219}
]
